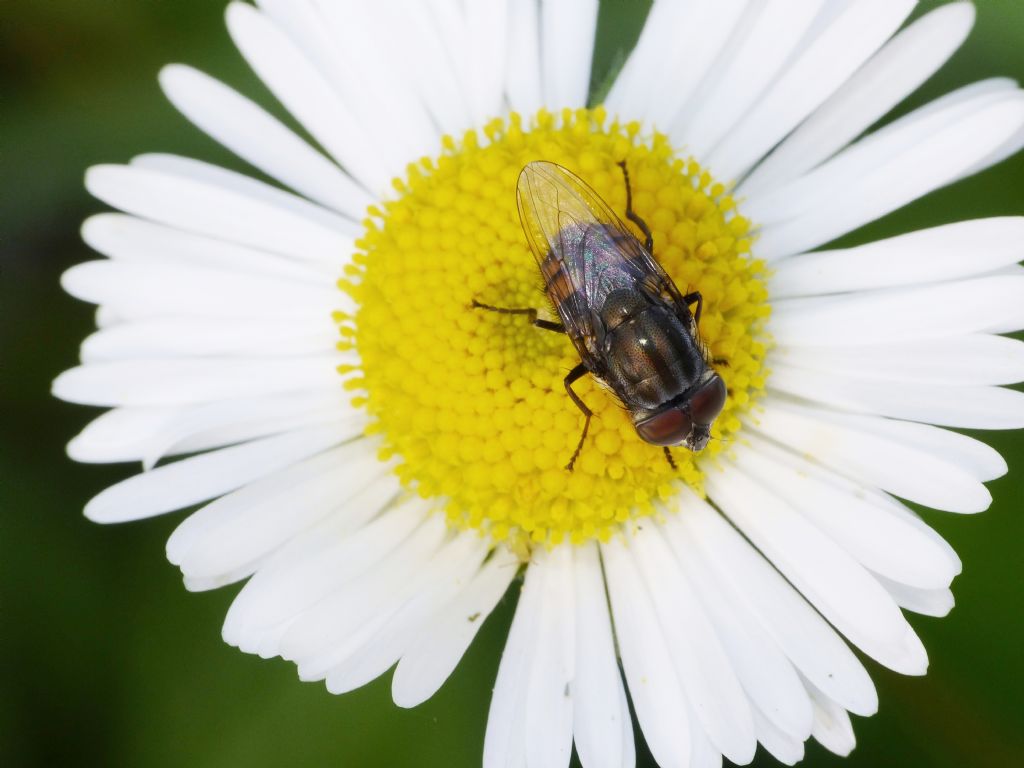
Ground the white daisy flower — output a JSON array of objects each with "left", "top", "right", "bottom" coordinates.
[{"left": 55, "top": 1, "right": 1024, "bottom": 766}]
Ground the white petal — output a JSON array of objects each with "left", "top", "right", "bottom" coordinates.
[
  {"left": 752, "top": 710, "right": 804, "bottom": 767},
  {"left": 81, "top": 214, "right": 332, "bottom": 280},
  {"left": 768, "top": 363, "right": 1024, "bottom": 429},
  {"left": 642, "top": 0, "right": 747, "bottom": 129},
  {"left": 169, "top": 440, "right": 387, "bottom": 584},
  {"left": 666, "top": 519, "right": 813, "bottom": 742},
  {"left": 770, "top": 334, "right": 1024, "bottom": 389},
  {"left": 540, "top": 0, "right": 598, "bottom": 110},
  {"left": 225, "top": 2, "right": 390, "bottom": 193},
  {"left": 705, "top": 461, "right": 928, "bottom": 675},
  {"left": 524, "top": 546, "right": 575, "bottom": 768},
  {"left": 80, "top": 318, "right": 339, "bottom": 363},
  {"left": 67, "top": 392, "right": 352, "bottom": 465},
  {"left": 754, "top": 93, "right": 1024, "bottom": 259},
  {"left": 747, "top": 398, "right": 992, "bottom": 513},
  {"left": 257, "top": 0, "right": 439, "bottom": 164},
  {"left": 707, "top": 0, "right": 916, "bottom": 181},
  {"left": 223, "top": 486, "right": 417, "bottom": 652},
  {"left": 85, "top": 163, "right": 356, "bottom": 266},
  {"left": 739, "top": 435, "right": 960, "bottom": 590},
  {"left": 392, "top": 548, "right": 519, "bottom": 708},
  {"left": 464, "top": 0, "right": 508, "bottom": 123},
  {"left": 82, "top": 423, "right": 350, "bottom": 523},
  {"left": 770, "top": 276, "right": 1024, "bottom": 347},
  {"left": 158, "top": 64, "right": 372, "bottom": 216},
  {"left": 674, "top": 0, "right": 825, "bottom": 157},
  {"left": 484, "top": 555, "right": 540, "bottom": 768},
  {"left": 741, "top": 3, "right": 976, "bottom": 195},
  {"left": 325, "top": 532, "right": 490, "bottom": 695},
  {"left": 602, "top": 536, "right": 692, "bottom": 768},
  {"left": 674, "top": 493, "right": 878, "bottom": 717},
  {"left": 571, "top": 543, "right": 634, "bottom": 768},
  {"left": 806, "top": 682, "right": 856, "bottom": 757},
  {"left": 54, "top": 356, "right": 342, "bottom": 407},
  {"left": 631, "top": 525, "right": 756, "bottom": 764},
  {"left": 769, "top": 218, "right": 1024, "bottom": 298},
  {"left": 504, "top": 0, "right": 542, "bottom": 115},
  {"left": 280, "top": 514, "right": 448, "bottom": 674},
  {"left": 62, "top": 261, "right": 344, "bottom": 322},
  {"left": 875, "top": 577, "right": 955, "bottom": 618}
]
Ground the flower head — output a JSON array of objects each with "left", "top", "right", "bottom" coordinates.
[{"left": 56, "top": 2, "right": 1024, "bottom": 766}]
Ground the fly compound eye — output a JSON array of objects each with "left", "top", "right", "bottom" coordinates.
[
  {"left": 690, "top": 374, "right": 727, "bottom": 429},
  {"left": 635, "top": 408, "right": 692, "bottom": 446}
]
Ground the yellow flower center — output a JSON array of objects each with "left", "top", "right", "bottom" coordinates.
[{"left": 339, "top": 108, "right": 769, "bottom": 548}]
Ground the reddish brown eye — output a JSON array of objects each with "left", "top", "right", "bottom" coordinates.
[
  {"left": 636, "top": 408, "right": 692, "bottom": 446},
  {"left": 690, "top": 374, "right": 727, "bottom": 427}
]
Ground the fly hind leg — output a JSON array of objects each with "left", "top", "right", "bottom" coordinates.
[
  {"left": 563, "top": 363, "right": 593, "bottom": 472},
  {"left": 617, "top": 160, "right": 654, "bottom": 253},
  {"left": 471, "top": 300, "right": 565, "bottom": 333}
]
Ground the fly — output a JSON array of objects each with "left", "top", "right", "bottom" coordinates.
[{"left": 473, "top": 160, "right": 726, "bottom": 471}]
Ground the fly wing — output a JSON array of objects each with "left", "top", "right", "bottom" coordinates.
[{"left": 516, "top": 161, "right": 693, "bottom": 370}]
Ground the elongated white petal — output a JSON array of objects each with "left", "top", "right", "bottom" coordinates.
[
  {"left": 463, "top": 0, "right": 508, "bottom": 123},
  {"left": 571, "top": 543, "right": 633, "bottom": 768},
  {"left": 80, "top": 318, "right": 340, "bottom": 363},
  {"left": 667, "top": 519, "right": 814, "bottom": 742},
  {"left": 505, "top": 0, "right": 542, "bottom": 115},
  {"left": 755, "top": 94, "right": 1024, "bottom": 259},
  {"left": 746, "top": 398, "right": 991, "bottom": 513},
  {"left": 770, "top": 218, "right": 1024, "bottom": 298},
  {"left": 769, "top": 363, "right": 1024, "bottom": 429},
  {"left": 673, "top": 493, "right": 878, "bottom": 717},
  {"left": 770, "top": 276, "right": 1024, "bottom": 347},
  {"left": 540, "top": 0, "right": 598, "bottom": 110},
  {"left": 742, "top": 3, "right": 975, "bottom": 194},
  {"left": 806, "top": 683, "right": 856, "bottom": 757},
  {"left": 484, "top": 555, "right": 541, "bottom": 768},
  {"left": 81, "top": 214, "right": 332, "bottom": 280},
  {"left": 524, "top": 546, "right": 575, "bottom": 768},
  {"left": 325, "top": 532, "right": 489, "bottom": 695},
  {"left": 675, "top": 0, "right": 825, "bottom": 158},
  {"left": 705, "top": 461, "right": 928, "bottom": 675},
  {"left": 771, "top": 334, "right": 1024, "bottom": 389},
  {"left": 753, "top": 710, "right": 804, "bottom": 767},
  {"left": 631, "top": 526, "right": 756, "bottom": 764},
  {"left": 54, "top": 356, "right": 342, "bottom": 407},
  {"left": 67, "top": 392, "right": 353, "bottom": 465},
  {"left": 82, "top": 424, "right": 349, "bottom": 523},
  {"left": 392, "top": 548, "right": 519, "bottom": 708},
  {"left": 643, "top": 0, "right": 747, "bottom": 130},
  {"left": 159, "top": 64, "right": 372, "bottom": 216},
  {"left": 602, "top": 536, "right": 692, "bottom": 768},
  {"left": 85, "top": 164, "right": 356, "bottom": 266},
  {"left": 63, "top": 261, "right": 345, "bottom": 322},
  {"left": 223, "top": 487, "right": 416, "bottom": 652},
  {"left": 225, "top": 2, "right": 390, "bottom": 193},
  {"left": 170, "top": 440, "right": 386, "bottom": 583},
  {"left": 739, "top": 435, "right": 960, "bottom": 589},
  {"left": 708, "top": 0, "right": 916, "bottom": 181},
  {"left": 875, "top": 577, "right": 955, "bottom": 618}
]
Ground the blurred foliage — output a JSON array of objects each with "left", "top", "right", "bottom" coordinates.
[{"left": 2, "top": 1, "right": 1024, "bottom": 767}]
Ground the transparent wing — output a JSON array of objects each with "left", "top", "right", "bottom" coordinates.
[{"left": 516, "top": 161, "right": 691, "bottom": 369}]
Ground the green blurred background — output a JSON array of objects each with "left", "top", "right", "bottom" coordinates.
[{"left": 2, "top": 1, "right": 1023, "bottom": 766}]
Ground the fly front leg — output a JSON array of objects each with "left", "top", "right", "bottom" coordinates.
[
  {"left": 471, "top": 299, "right": 565, "bottom": 333},
  {"left": 682, "top": 290, "right": 703, "bottom": 327},
  {"left": 663, "top": 446, "right": 677, "bottom": 471},
  {"left": 617, "top": 160, "right": 654, "bottom": 253},
  {"left": 563, "top": 363, "right": 593, "bottom": 472}
]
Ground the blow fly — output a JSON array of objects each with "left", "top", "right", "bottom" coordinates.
[{"left": 474, "top": 161, "right": 726, "bottom": 470}]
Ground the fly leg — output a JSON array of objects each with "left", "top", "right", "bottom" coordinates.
[
  {"left": 471, "top": 300, "right": 565, "bottom": 333},
  {"left": 663, "top": 446, "right": 677, "bottom": 471},
  {"left": 681, "top": 290, "right": 703, "bottom": 326},
  {"left": 564, "top": 363, "right": 593, "bottom": 472},
  {"left": 617, "top": 160, "right": 654, "bottom": 253}
]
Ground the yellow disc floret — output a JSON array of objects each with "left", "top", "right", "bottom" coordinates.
[{"left": 340, "top": 108, "right": 769, "bottom": 548}]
